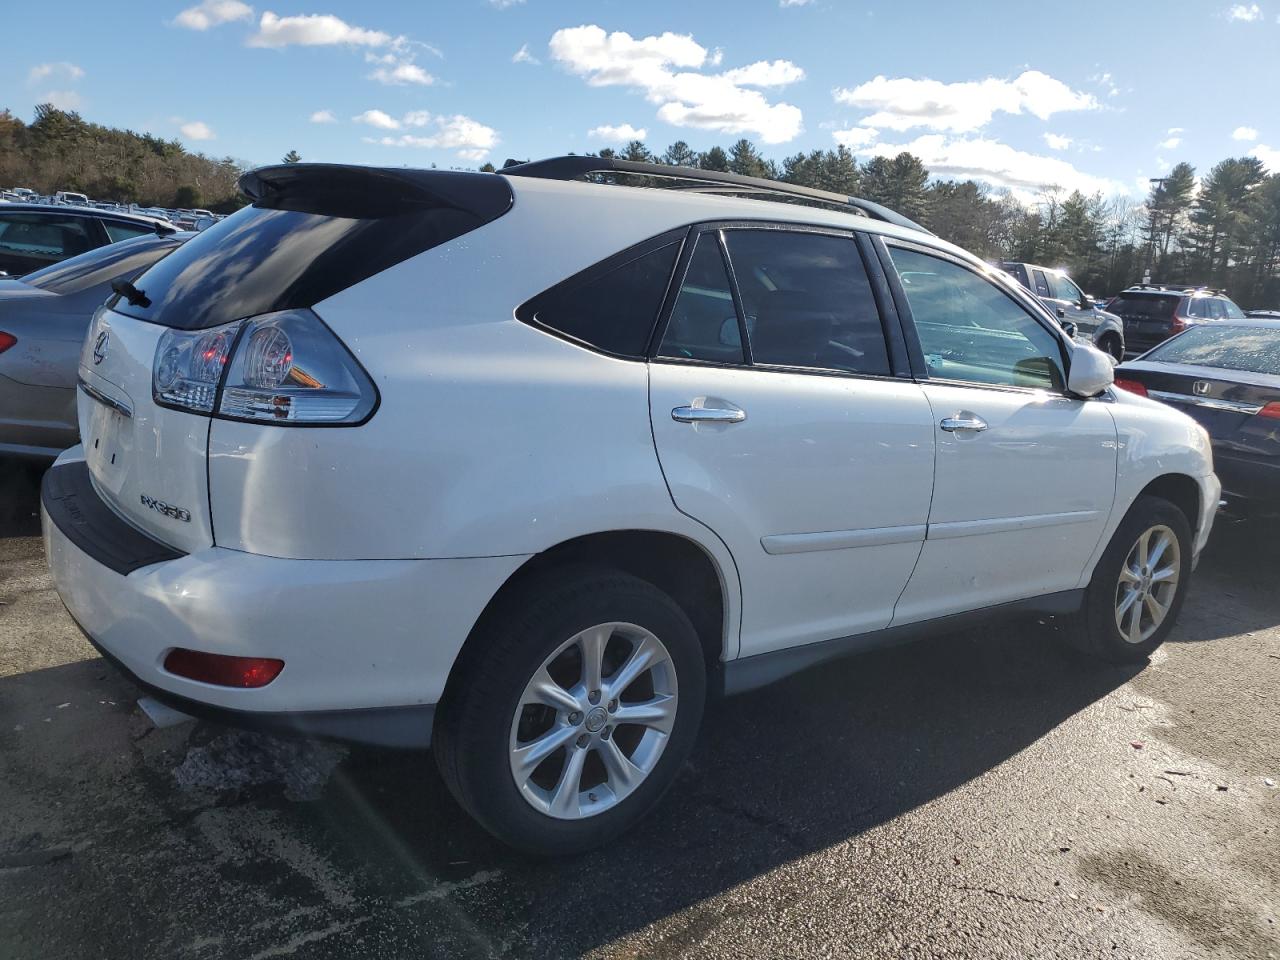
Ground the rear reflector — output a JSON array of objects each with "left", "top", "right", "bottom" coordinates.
[
  {"left": 1113, "top": 378, "right": 1148, "bottom": 397},
  {"left": 1257, "top": 402, "right": 1280, "bottom": 419},
  {"left": 0, "top": 332, "right": 16, "bottom": 354},
  {"left": 163, "top": 648, "right": 284, "bottom": 688}
]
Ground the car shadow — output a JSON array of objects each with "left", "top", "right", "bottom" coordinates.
[{"left": 0, "top": 458, "right": 43, "bottom": 538}]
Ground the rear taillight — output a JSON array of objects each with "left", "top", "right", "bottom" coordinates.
[
  {"left": 0, "top": 332, "right": 16, "bottom": 354},
  {"left": 1169, "top": 313, "right": 1190, "bottom": 335},
  {"left": 163, "top": 648, "right": 284, "bottom": 688},
  {"left": 1113, "top": 378, "right": 1148, "bottom": 397},
  {"left": 153, "top": 309, "right": 376, "bottom": 425},
  {"left": 1257, "top": 402, "right": 1280, "bottom": 419}
]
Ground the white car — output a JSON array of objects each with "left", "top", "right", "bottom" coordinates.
[{"left": 43, "top": 158, "right": 1219, "bottom": 854}]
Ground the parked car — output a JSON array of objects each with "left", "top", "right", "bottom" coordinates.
[
  {"left": 997, "top": 261, "right": 1125, "bottom": 361},
  {"left": 1246, "top": 309, "right": 1280, "bottom": 320},
  {"left": 0, "top": 203, "right": 172, "bottom": 276},
  {"left": 1107, "top": 285, "right": 1248, "bottom": 356},
  {"left": 0, "top": 232, "right": 190, "bottom": 458},
  {"left": 43, "top": 158, "right": 1218, "bottom": 855},
  {"left": 53, "top": 191, "right": 90, "bottom": 206},
  {"left": 1114, "top": 319, "right": 1280, "bottom": 518}
]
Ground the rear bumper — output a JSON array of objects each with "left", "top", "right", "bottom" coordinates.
[
  {"left": 1214, "top": 450, "right": 1280, "bottom": 518},
  {"left": 42, "top": 449, "right": 528, "bottom": 746}
]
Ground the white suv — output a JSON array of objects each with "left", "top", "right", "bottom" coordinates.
[{"left": 43, "top": 158, "right": 1219, "bottom": 854}]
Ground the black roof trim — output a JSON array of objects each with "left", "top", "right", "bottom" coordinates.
[
  {"left": 238, "top": 163, "right": 513, "bottom": 221},
  {"left": 499, "top": 156, "right": 933, "bottom": 236}
]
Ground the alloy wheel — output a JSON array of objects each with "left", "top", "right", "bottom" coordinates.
[
  {"left": 1114, "top": 524, "right": 1180, "bottom": 644},
  {"left": 508, "top": 622, "right": 678, "bottom": 820}
]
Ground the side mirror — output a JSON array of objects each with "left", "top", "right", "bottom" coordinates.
[
  {"left": 1061, "top": 320, "right": 1078, "bottom": 339},
  {"left": 1067, "top": 341, "right": 1115, "bottom": 398},
  {"left": 1056, "top": 306, "right": 1067, "bottom": 319}
]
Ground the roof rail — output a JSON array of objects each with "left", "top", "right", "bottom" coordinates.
[{"left": 499, "top": 155, "right": 933, "bottom": 235}]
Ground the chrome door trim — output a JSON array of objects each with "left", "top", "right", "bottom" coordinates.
[
  {"left": 1148, "top": 389, "right": 1262, "bottom": 415},
  {"left": 761, "top": 523, "right": 927, "bottom": 556}
]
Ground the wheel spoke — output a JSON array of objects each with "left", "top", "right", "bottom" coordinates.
[
  {"left": 548, "top": 742, "right": 588, "bottom": 818},
  {"left": 523, "top": 666, "right": 580, "bottom": 714},
  {"left": 607, "top": 635, "right": 665, "bottom": 699},
  {"left": 1147, "top": 533, "right": 1171, "bottom": 570},
  {"left": 1116, "top": 587, "right": 1140, "bottom": 618},
  {"left": 1126, "top": 596, "right": 1143, "bottom": 643},
  {"left": 1118, "top": 564, "right": 1141, "bottom": 585},
  {"left": 613, "top": 694, "right": 677, "bottom": 734},
  {"left": 1143, "top": 592, "right": 1168, "bottom": 625},
  {"left": 1151, "top": 566, "right": 1178, "bottom": 583},
  {"left": 597, "top": 736, "right": 642, "bottom": 794},
  {"left": 579, "top": 625, "right": 610, "bottom": 693},
  {"left": 511, "top": 723, "right": 578, "bottom": 781},
  {"left": 1136, "top": 530, "right": 1150, "bottom": 569}
]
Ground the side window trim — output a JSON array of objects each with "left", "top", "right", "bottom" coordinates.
[
  {"left": 715, "top": 229, "right": 755, "bottom": 365},
  {"left": 877, "top": 238, "right": 1073, "bottom": 393}
]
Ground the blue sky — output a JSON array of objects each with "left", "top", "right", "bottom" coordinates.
[{"left": 6, "top": 0, "right": 1278, "bottom": 200}]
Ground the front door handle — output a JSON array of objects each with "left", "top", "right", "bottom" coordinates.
[
  {"left": 672, "top": 405, "right": 746, "bottom": 424},
  {"left": 940, "top": 414, "right": 987, "bottom": 433}
]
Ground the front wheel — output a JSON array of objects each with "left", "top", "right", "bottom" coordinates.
[
  {"left": 1099, "top": 333, "right": 1125, "bottom": 363},
  {"left": 433, "top": 567, "right": 706, "bottom": 855},
  {"left": 1063, "top": 495, "right": 1193, "bottom": 663}
]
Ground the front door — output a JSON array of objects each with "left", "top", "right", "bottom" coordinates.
[
  {"left": 649, "top": 227, "right": 936, "bottom": 658},
  {"left": 883, "top": 243, "right": 1117, "bottom": 624}
]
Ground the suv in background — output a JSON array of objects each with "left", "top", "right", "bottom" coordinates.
[
  {"left": 998, "top": 261, "right": 1125, "bottom": 361},
  {"left": 0, "top": 203, "right": 170, "bottom": 276},
  {"left": 1107, "top": 285, "right": 1247, "bottom": 356},
  {"left": 43, "top": 158, "right": 1217, "bottom": 854}
]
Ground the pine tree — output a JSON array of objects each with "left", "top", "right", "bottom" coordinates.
[
  {"left": 728, "top": 139, "right": 767, "bottom": 179},
  {"left": 661, "top": 141, "right": 698, "bottom": 167},
  {"left": 282, "top": 149, "right": 302, "bottom": 164},
  {"left": 699, "top": 146, "right": 730, "bottom": 172}
]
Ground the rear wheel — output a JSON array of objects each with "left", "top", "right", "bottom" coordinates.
[
  {"left": 1099, "top": 333, "right": 1125, "bottom": 363},
  {"left": 1063, "top": 495, "right": 1192, "bottom": 663},
  {"left": 433, "top": 567, "right": 706, "bottom": 855}
]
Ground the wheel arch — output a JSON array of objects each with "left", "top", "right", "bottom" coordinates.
[{"left": 1139, "top": 473, "right": 1202, "bottom": 537}]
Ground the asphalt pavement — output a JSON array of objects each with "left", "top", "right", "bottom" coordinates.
[{"left": 1, "top": 458, "right": 1277, "bottom": 959}]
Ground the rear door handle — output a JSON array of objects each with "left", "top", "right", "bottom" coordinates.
[
  {"left": 672, "top": 405, "right": 746, "bottom": 424},
  {"left": 939, "top": 415, "right": 987, "bottom": 433}
]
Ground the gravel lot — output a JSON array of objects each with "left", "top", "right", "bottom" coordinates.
[{"left": 1, "top": 460, "right": 1277, "bottom": 959}]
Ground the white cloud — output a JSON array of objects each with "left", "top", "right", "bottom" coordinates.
[
  {"left": 1044, "top": 132, "right": 1072, "bottom": 150},
  {"left": 1158, "top": 135, "right": 1182, "bottom": 149},
  {"left": 248, "top": 11, "right": 390, "bottom": 47},
  {"left": 352, "top": 108, "right": 401, "bottom": 130},
  {"left": 588, "top": 123, "right": 648, "bottom": 142},
  {"left": 842, "top": 132, "right": 1123, "bottom": 201},
  {"left": 28, "top": 62, "right": 84, "bottom": 83},
  {"left": 1089, "top": 71, "right": 1120, "bottom": 97},
  {"left": 779, "top": 0, "right": 814, "bottom": 6},
  {"left": 1250, "top": 144, "right": 1280, "bottom": 172},
  {"left": 173, "top": 0, "right": 253, "bottom": 30},
  {"left": 832, "top": 70, "right": 1098, "bottom": 133},
  {"left": 180, "top": 120, "right": 216, "bottom": 141},
  {"left": 721, "top": 60, "right": 805, "bottom": 87},
  {"left": 368, "top": 62, "right": 435, "bottom": 85},
  {"left": 363, "top": 113, "right": 500, "bottom": 160},
  {"left": 549, "top": 25, "right": 804, "bottom": 143},
  {"left": 831, "top": 126, "right": 879, "bottom": 148},
  {"left": 40, "top": 90, "right": 83, "bottom": 110},
  {"left": 309, "top": 109, "right": 336, "bottom": 123},
  {"left": 1233, "top": 125, "right": 1259, "bottom": 141},
  {"left": 512, "top": 43, "right": 540, "bottom": 65},
  {"left": 1227, "top": 3, "right": 1262, "bottom": 20},
  {"left": 489, "top": 0, "right": 525, "bottom": 7}
]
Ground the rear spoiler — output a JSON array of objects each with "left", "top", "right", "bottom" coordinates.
[{"left": 237, "top": 163, "right": 513, "bottom": 221}]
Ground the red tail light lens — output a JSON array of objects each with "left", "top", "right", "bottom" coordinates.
[
  {"left": 1169, "top": 314, "right": 1189, "bottom": 335},
  {"left": 1113, "top": 378, "right": 1148, "bottom": 397},
  {"left": 1257, "top": 402, "right": 1280, "bottom": 419},
  {"left": 163, "top": 648, "right": 284, "bottom": 688},
  {"left": 0, "top": 332, "right": 16, "bottom": 354}
]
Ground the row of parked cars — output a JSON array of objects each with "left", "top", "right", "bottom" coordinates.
[
  {"left": 2, "top": 186, "right": 223, "bottom": 235},
  {"left": 5, "top": 156, "right": 1275, "bottom": 854}
]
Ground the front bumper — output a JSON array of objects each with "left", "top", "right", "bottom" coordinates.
[{"left": 42, "top": 450, "right": 528, "bottom": 746}]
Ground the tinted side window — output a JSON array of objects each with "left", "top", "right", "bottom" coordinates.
[
  {"left": 0, "top": 213, "right": 95, "bottom": 265},
  {"left": 525, "top": 241, "right": 681, "bottom": 358},
  {"left": 1032, "top": 269, "right": 1052, "bottom": 298},
  {"left": 1050, "top": 273, "right": 1083, "bottom": 303},
  {"left": 1004, "top": 263, "right": 1030, "bottom": 289},
  {"left": 723, "top": 230, "right": 890, "bottom": 376},
  {"left": 102, "top": 221, "right": 154, "bottom": 243},
  {"left": 1221, "top": 298, "right": 1247, "bottom": 319},
  {"left": 1188, "top": 297, "right": 1212, "bottom": 319},
  {"left": 658, "top": 233, "right": 744, "bottom": 364},
  {"left": 889, "top": 246, "right": 1065, "bottom": 391}
]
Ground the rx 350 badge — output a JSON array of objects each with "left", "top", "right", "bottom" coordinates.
[{"left": 140, "top": 494, "right": 191, "bottom": 523}]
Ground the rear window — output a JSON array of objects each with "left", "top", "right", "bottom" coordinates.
[
  {"left": 23, "top": 235, "right": 181, "bottom": 295},
  {"left": 1145, "top": 324, "right": 1280, "bottom": 375},
  {"left": 1108, "top": 293, "right": 1178, "bottom": 319},
  {"left": 520, "top": 236, "right": 682, "bottom": 358},
  {"left": 114, "top": 167, "right": 512, "bottom": 329}
]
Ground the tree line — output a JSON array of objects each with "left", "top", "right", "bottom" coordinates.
[
  {"left": 489, "top": 137, "right": 1279, "bottom": 307},
  {"left": 5, "top": 105, "right": 1276, "bottom": 306}
]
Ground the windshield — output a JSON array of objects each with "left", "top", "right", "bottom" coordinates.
[
  {"left": 1146, "top": 324, "right": 1280, "bottom": 375},
  {"left": 1108, "top": 293, "right": 1178, "bottom": 319},
  {"left": 21, "top": 234, "right": 182, "bottom": 295}
]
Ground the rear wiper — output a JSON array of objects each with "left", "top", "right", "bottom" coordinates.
[{"left": 111, "top": 279, "right": 151, "bottom": 308}]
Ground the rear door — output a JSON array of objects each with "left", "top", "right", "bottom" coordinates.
[
  {"left": 649, "top": 225, "right": 936, "bottom": 658},
  {"left": 882, "top": 242, "right": 1117, "bottom": 623}
]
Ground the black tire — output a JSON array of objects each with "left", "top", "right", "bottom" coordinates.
[
  {"left": 1099, "top": 333, "right": 1124, "bottom": 363},
  {"left": 1063, "top": 495, "right": 1193, "bottom": 663},
  {"left": 433, "top": 565, "right": 707, "bottom": 856}
]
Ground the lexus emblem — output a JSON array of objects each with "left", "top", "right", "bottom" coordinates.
[
  {"left": 1192, "top": 380, "right": 1210, "bottom": 396},
  {"left": 92, "top": 329, "right": 109, "bottom": 365}
]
